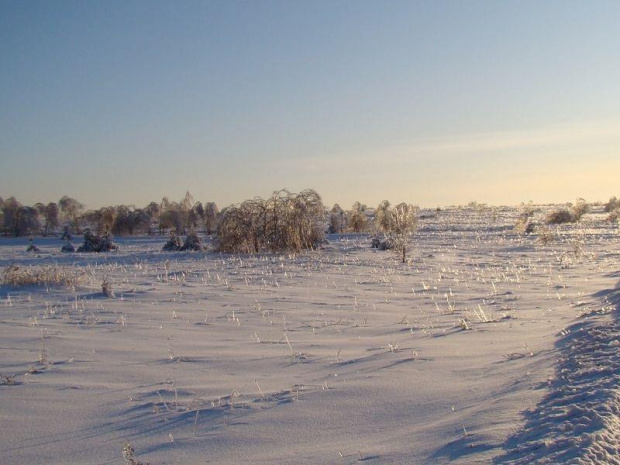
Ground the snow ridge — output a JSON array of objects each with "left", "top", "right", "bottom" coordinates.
[{"left": 498, "top": 302, "right": 620, "bottom": 464}]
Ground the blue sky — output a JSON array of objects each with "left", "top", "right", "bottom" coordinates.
[{"left": 1, "top": 0, "right": 619, "bottom": 209}]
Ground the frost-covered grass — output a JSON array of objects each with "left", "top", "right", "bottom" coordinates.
[
  {"left": 0, "top": 205, "right": 618, "bottom": 464},
  {"left": 1, "top": 264, "right": 82, "bottom": 288}
]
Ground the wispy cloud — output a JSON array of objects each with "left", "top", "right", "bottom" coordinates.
[
  {"left": 405, "top": 120, "right": 620, "bottom": 156},
  {"left": 276, "top": 119, "right": 620, "bottom": 173}
]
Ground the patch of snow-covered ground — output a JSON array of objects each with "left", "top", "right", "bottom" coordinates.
[{"left": 0, "top": 205, "right": 618, "bottom": 464}]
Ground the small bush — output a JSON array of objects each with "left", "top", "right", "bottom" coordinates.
[
  {"left": 77, "top": 230, "right": 118, "bottom": 252},
  {"left": 514, "top": 214, "right": 535, "bottom": 234},
  {"left": 122, "top": 441, "right": 149, "bottom": 465},
  {"left": 603, "top": 196, "right": 619, "bottom": 213},
  {"left": 371, "top": 237, "right": 393, "bottom": 250},
  {"left": 571, "top": 198, "right": 588, "bottom": 221},
  {"left": 181, "top": 232, "right": 203, "bottom": 251},
  {"left": 101, "top": 277, "right": 114, "bottom": 298},
  {"left": 60, "top": 227, "right": 73, "bottom": 241},
  {"left": 162, "top": 232, "right": 204, "bottom": 251},
  {"left": 61, "top": 242, "right": 75, "bottom": 253},
  {"left": 537, "top": 227, "right": 556, "bottom": 245},
  {"left": 546, "top": 208, "right": 574, "bottom": 225},
  {"left": 162, "top": 232, "right": 183, "bottom": 251},
  {"left": 1, "top": 265, "right": 81, "bottom": 287}
]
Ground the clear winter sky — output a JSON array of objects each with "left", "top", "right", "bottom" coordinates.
[{"left": 1, "top": 0, "right": 619, "bottom": 210}]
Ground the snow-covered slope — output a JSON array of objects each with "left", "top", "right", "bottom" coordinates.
[{"left": 1, "top": 205, "right": 618, "bottom": 464}]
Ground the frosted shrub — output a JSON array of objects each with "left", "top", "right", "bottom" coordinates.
[
  {"left": 122, "top": 441, "right": 148, "bottom": 465},
  {"left": 347, "top": 202, "right": 368, "bottom": 232},
  {"left": 162, "top": 232, "right": 183, "bottom": 251},
  {"left": 546, "top": 208, "right": 574, "bottom": 225},
  {"left": 162, "top": 231, "right": 204, "bottom": 251},
  {"left": 26, "top": 238, "right": 40, "bottom": 252},
  {"left": 374, "top": 201, "right": 418, "bottom": 262},
  {"left": 1, "top": 265, "right": 81, "bottom": 287},
  {"left": 571, "top": 198, "right": 588, "bottom": 221},
  {"left": 537, "top": 227, "right": 556, "bottom": 245},
  {"left": 181, "top": 232, "right": 203, "bottom": 251},
  {"left": 371, "top": 237, "right": 393, "bottom": 250},
  {"left": 375, "top": 200, "right": 392, "bottom": 233},
  {"left": 61, "top": 241, "right": 75, "bottom": 253},
  {"left": 328, "top": 204, "right": 346, "bottom": 233},
  {"left": 77, "top": 230, "right": 118, "bottom": 252},
  {"left": 514, "top": 214, "right": 535, "bottom": 234},
  {"left": 217, "top": 189, "right": 325, "bottom": 253},
  {"left": 101, "top": 277, "right": 114, "bottom": 298},
  {"left": 603, "top": 196, "right": 619, "bottom": 213}
]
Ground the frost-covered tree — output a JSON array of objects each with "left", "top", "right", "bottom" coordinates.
[
  {"left": 83, "top": 207, "right": 115, "bottom": 236},
  {"left": 189, "top": 201, "right": 204, "bottom": 232},
  {"left": 0, "top": 197, "right": 4, "bottom": 235},
  {"left": 329, "top": 204, "right": 345, "bottom": 234},
  {"left": 16, "top": 206, "right": 41, "bottom": 236},
  {"left": 33, "top": 203, "right": 47, "bottom": 234},
  {"left": 203, "top": 202, "right": 219, "bottom": 234},
  {"left": 113, "top": 206, "right": 149, "bottom": 235},
  {"left": 375, "top": 200, "right": 392, "bottom": 233},
  {"left": 159, "top": 203, "right": 184, "bottom": 234},
  {"left": 217, "top": 200, "right": 262, "bottom": 253},
  {"left": 159, "top": 193, "right": 196, "bottom": 234},
  {"left": 376, "top": 201, "right": 419, "bottom": 263},
  {"left": 2, "top": 199, "right": 41, "bottom": 237},
  {"left": 44, "top": 202, "right": 60, "bottom": 236},
  {"left": 145, "top": 201, "right": 160, "bottom": 221},
  {"left": 217, "top": 189, "right": 324, "bottom": 253},
  {"left": 347, "top": 201, "right": 368, "bottom": 232},
  {"left": 59, "top": 196, "right": 84, "bottom": 233},
  {"left": 180, "top": 191, "right": 195, "bottom": 233},
  {"left": 2, "top": 197, "right": 22, "bottom": 236}
]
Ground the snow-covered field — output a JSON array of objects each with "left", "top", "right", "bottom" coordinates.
[{"left": 1, "top": 206, "right": 618, "bottom": 464}]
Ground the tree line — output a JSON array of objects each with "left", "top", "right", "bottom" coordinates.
[
  {"left": 1, "top": 189, "right": 419, "bottom": 261},
  {"left": 0, "top": 192, "right": 218, "bottom": 238}
]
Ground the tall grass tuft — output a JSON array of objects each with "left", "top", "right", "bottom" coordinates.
[{"left": 1, "top": 265, "right": 81, "bottom": 287}]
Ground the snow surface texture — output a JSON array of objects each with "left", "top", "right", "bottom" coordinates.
[
  {"left": 497, "top": 284, "right": 620, "bottom": 465},
  {"left": 0, "top": 205, "right": 618, "bottom": 464}
]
